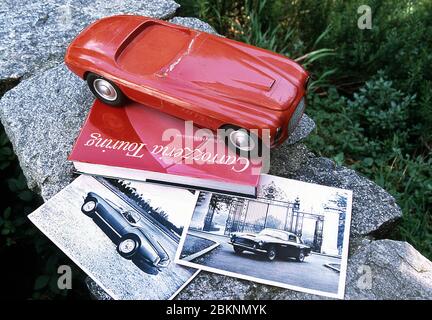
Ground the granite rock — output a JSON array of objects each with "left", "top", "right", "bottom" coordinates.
[
  {"left": 0, "top": 64, "right": 91, "bottom": 200},
  {"left": 0, "top": 0, "right": 180, "bottom": 81},
  {"left": 269, "top": 144, "right": 402, "bottom": 237},
  {"left": 286, "top": 114, "right": 315, "bottom": 145},
  {"left": 85, "top": 275, "right": 113, "bottom": 300},
  {"left": 169, "top": 16, "right": 218, "bottom": 35},
  {"left": 345, "top": 239, "right": 432, "bottom": 299},
  {"left": 176, "top": 239, "right": 432, "bottom": 300}
]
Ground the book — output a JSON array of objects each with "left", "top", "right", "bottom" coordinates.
[{"left": 69, "top": 100, "right": 262, "bottom": 197}]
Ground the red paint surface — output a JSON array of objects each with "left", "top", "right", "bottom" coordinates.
[
  {"left": 65, "top": 15, "right": 308, "bottom": 145},
  {"left": 69, "top": 100, "right": 261, "bottom": 186}
]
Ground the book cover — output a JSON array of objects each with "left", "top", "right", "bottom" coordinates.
[{"left": 69, "top": 100, "right": 262, "bottom": 196}]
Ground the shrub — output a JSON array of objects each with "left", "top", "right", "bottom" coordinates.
[
  {"left": 306, "top": 74, "right": 431, "bottom": 258},
  {"left": 178, "top": 0, "right": 432, "bottom": 258}
]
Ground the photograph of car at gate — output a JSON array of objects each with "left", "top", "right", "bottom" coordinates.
[{"left": 176, "top": 175, "right": 353, "bottom": 298}]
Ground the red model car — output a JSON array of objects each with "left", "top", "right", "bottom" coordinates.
[{"left": 65, "top": 15, "right": 308, "bottom": 154}]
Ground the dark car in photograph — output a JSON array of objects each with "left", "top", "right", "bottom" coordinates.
[
  {"left": 81, "top": 192, "right": 170, "bottom": 268},
  {"left": 229, "top": 228, "right": 311, "bottom": 262}
]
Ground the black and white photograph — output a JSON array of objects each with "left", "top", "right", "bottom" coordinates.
[
  {"left": 175, "top": 174, "right": 353, "bottom": 299},
  {"left": 28, "top": 175, "right": 199, "bottom": 300}
]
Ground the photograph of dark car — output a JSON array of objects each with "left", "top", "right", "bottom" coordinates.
[
  {"left": 229, "top": 228, "right": 311, "bottom": 262},
  {"left": 81, "top": 192, "right": 170, "bottom": 268}
]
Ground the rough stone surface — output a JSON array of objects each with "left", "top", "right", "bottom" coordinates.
[
  {"left": 169, "top": 17, "right": 218, "bottom": 35},
  {"left": 0, "top": 64, "right": 91, "bottom": 200},
  {"left": 85, "top": 277, "right": 113, "bottom": 300},
  {"left": 269, "top": 143, "right": 402, "bottom": 237},
  {"left": 344, "top": 239, "right": 432, "bottom": 299},
  {"left": 286, "top": 114, "right": 315, "bottom": 145},
  {"left": 177, "top": 239, "right": 432, "bottom": 300},
  {"left": 270, "top": 142, "right": 314, "bottom": 176},
  {"left": 0, "top": 0, "right": 180, "bottom": 80}
]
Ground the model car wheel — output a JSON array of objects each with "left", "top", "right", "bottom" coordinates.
[
  {"left": 233, "top": 246, "right": 243, "bottom": 254},
  {"left": 296, "top": 250, "right": 305, "bottom": 262},
  {"left": 81, "top": 200, "right": 96, "bottom": 216},
  {"left": 117, "top": 234, "right": 140, "bottom": 259},
  {"left": 87, "top": 73, "right": 127, "bottom": 106},
  {"left": 222, "top": 125, "right": 263, "bottom": 157},
  {"left": 266, "top": 246, "right": 277, "bottom": 261}
]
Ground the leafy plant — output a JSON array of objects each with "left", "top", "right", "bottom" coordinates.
[
  {"left": 0, "top": 123, "right": 87, "bottom": 299},
  {"left": 305, "top": 74, "right": 431, "bottom": 258}
]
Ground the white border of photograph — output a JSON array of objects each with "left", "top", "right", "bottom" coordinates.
[
  {"left": 28, "top": 175, "right": 200, "bottom": 300},
  {"left": 32, "top": 218, "right": 200, "bottom": 300},
  {"left": 174, "top": 174, "right": 353, "bottom": 299}
]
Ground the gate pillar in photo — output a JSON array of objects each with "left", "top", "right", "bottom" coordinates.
[
  {"left": 189, "top": 192, "right": 211, "bottom": 230},
  {"left": 320, "top": 207, "right": 340, "bottom": 255}
]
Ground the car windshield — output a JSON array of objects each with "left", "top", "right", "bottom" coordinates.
[
  {"left": 122, "top": 211, "right": 141, "bottom": 224},
  {"left": 258, "top": 229, "right": 288, "bottom": 241},
  {"left": 288, "top": 235, "right": 297, "bottom": 242}
]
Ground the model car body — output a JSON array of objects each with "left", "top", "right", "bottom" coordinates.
[
  {"left": 65, "top": 15, "right": 309, "bottom": 153},
  {"left": 81, "top": 192, "right": 170, "bottom": 268},
  {"left": 229, "top": 228, "right": 311, "bottom": 262}
]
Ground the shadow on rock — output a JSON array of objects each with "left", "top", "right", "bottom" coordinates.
[{"left": 133, "top": 259, "right": 160, "bottom": 275}]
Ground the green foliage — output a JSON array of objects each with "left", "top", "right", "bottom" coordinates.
[
  {"left": 298, "top": 0, "right": 432, "bottom": 143},
  {"left": 232, "top": 0, "right": 295, "bottom": 55},
  {"left": 177, "top": 0, "right": 432, "bottom": 259},
  {"left": 0, "top": 131, "right": 15, "bottom": 170},
  {"left": 306, "top": 74, "right": 415, "bottom": 166},
  {"left": 305, "top": 75, "right": 431, "bottom": 257},
  {"left": 0, "top": 123, "right": 86, "bottom": 299}
]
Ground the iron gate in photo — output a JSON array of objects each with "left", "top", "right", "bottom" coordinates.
[{"left": 224, "top": 197, "right": 325, "bottom": 252}]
